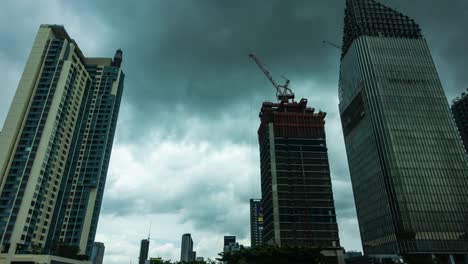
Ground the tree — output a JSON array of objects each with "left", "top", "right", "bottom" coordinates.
[{"left": 217, "top": 245, "right": 324, "bottom": 264}]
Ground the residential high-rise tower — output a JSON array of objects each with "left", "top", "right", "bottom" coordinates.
[
  {"left": 0, "top": 24, "right": 124, "bottom": 260},
  {"left": 339, "top": 0, "right": 468, "bottom": 259},
  {"left": 249, "top": 199, "right": 263, "bottom": 247},
  {"left": 258, "top": 98, "right": 342, "bottom": 259}
]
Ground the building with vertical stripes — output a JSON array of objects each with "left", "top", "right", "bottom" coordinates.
[
  {"left": 258, "top": 98, "right": 344, "bottom": 262},
  {"left": 339, "top": 0, "right": 468, "bottom": 260},
  {"left": 0, "top": 24, "right": 124, "bottom": 262}
]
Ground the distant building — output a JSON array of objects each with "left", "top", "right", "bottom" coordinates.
[
  {"left": 139, "top": 239, "right": 150, "bottom": 264},
  {"left": 191, "top": 251, "right": 196, "bottom": 261},
  {"left": 223, "top": 236, "right": 243, "bottom": 253},
  {"left": 180, "top": 233, "right": 194, "bottom": 262},
  {"left": 224, "top": 236, "right": 236, "bottom": 247},
  {"left": 224, "top": 242, "right": 242, "bottom": 253},
  {"left": 91, "top": 242, "right": 105, "bottom": 264},
  {"left": 196, "top": 256, "right": 204, "bottom": 261},
  {"left": 249, "top": 199, "right": 263, "bottom": 247},
  {"left": 451, "top": 90, "right": 468, "bottom": 154}
]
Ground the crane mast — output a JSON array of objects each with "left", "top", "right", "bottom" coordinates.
[{"left": 248, "top": 53, "right": 295, "bottom": 102}]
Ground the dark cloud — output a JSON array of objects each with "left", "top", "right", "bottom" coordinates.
[
  {"left": 60, "top": 0, "right": 468, "bottom": 144},
  {"left": 1, "top": 0, "right": 467, "bottom": 260},
  {"left": 68, "top": 0, "right": 346, "bottom": 141}
]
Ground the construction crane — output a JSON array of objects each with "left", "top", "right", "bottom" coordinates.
[
  {"left": 248, "top": 53, "right": 295, "bottom": 102},
  {"left": 322, "top": 40, "right": 341, "bottom": 50}
]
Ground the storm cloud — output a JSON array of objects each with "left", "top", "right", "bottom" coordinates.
[{"left": 1, "top": 0, "right": 467, "bottom": 262}]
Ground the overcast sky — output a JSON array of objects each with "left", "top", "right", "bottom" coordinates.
[{"left": 1, "top": 0, "right": 467, "bottom": 263}]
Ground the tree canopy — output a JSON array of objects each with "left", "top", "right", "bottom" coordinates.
[{"left": 217, "top": 245, "right": 324, "bottom": 264}]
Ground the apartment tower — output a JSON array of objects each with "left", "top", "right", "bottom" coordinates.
[
  {"left": 0, "top": 24, "right": 124, "bottom": 260},
  {"left": 339, "top": 0, "right": 468, "bottom": 260}
]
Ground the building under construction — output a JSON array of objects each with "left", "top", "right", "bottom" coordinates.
[
  {"left": 258, "top": 98, "right": 339, "bottom": 246},
  {"left": 257, "top": 99, "right": 343, "bottom": 263},
  {"left": 250, "top": 53, "right": 344, "bottom": 263}
]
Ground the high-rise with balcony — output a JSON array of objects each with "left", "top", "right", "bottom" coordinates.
[
  {"left": 451, "top": 90, "right": 468, "bottom": 155},
  {"left": 0, "top": 24, "right": 124, "bottom": 262},
  {"left": 339, "top": 0, "right": 468, "bottom": 260},
  {"left": 258, "top": 98, "right": 343, "bottom": 262}
]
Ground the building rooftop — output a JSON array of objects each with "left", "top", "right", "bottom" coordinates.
[
  {"left": 342, "top": 0, "right": 422, "bottom": 58},
  {"left": 451, "top": 88, "right": 468, "bottom": 107}
]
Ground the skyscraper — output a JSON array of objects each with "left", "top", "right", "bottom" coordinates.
[
  {"left": 138, "top": 239, "right": 149, "bottom": 264},
  {"left": 258, "top": 98, "right": 342, "bottom": 252},
  {"left": 249, "top": 199, "right": 263, "bottom": 247},
  {"left": 451, "top": 90, "right": 468, "bottom": 154},
  {"left": 339, "top": 0, "right": 468, "bottom": 259},
  {"left": 180, "top": 233, "right": 194, "bottom": 262},
  {"left": 91, "top": 242, "right": 105, "bottom": 264},
  {"left": 0, "top": 24, "right": 124, "bottom": 260}
]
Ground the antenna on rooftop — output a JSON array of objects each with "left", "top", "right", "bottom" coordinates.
[{"left": 148, "top": 221, "right": 152, "bottom": 240}]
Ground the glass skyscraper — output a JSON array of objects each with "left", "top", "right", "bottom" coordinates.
[
  {"left": 339, "top": 0, "right": 468, "bottom": 259},
  {"left": 0, "top": 24, "right": 124, "bottom": 260},
  {"left": 180, "top": 233, "right": 194, "bottom": 262}
]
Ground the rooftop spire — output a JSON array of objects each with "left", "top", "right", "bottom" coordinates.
[{"left": 342, "top": 0, "right": 422, "bottom": 58}]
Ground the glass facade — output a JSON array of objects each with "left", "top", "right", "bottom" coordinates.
[
  {"left": 339, "top": 0, "right": 468, "bottom": 256},
  {"left": 258, "top": 99, "right": 340, "bottom": 248}
]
